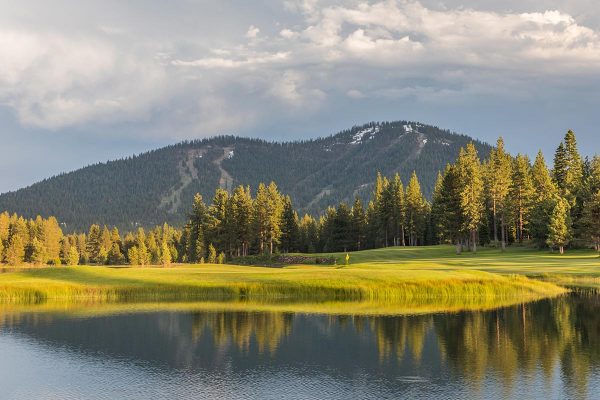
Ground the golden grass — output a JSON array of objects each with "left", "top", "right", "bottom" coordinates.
[{"left": 0, "top": 248, "right": 570, "bottom": 315}]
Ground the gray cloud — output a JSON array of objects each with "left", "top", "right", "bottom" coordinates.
[{"left": 0, "top": 0, "right": 599, "bottom": 192}]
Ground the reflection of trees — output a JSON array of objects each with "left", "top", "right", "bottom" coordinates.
[
  {"left": 0, "top": 312, "right": 53, "bottom": 330},
  {"left": 435, "top": 293, "right": 600, "bottom": 397},
  {"left": 190, "top": 311, "right": 294, "bottom": 354},
  {"left": 1, "top": 292, "right": 598, "bottom": 396},
  {"left": 355, "top": 292, "right": 599, "bottom": 399},
  {"left": 351, "top": 315, "right": 434, "bottom": 364}
]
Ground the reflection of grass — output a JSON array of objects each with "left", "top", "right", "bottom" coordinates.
[
  {"left": 0, "top": 295, "right": 562, "bottom": 318},
  {"left": 0, "top": 248, "right": 569, "bottom": 308}
]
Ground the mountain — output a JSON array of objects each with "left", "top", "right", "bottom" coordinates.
[{"left": 0, "top": 121, "right": 491, "bottom": 232}]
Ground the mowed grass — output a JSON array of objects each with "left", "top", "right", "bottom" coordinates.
[
  {"left": 313, "top": 245, "right": 600, "bottom": 289},
  {"left": 0, "top": 245, "right": 582, "bottom": 313},
  {"left": 313, "top": 245, "right": 600, "bottom": 275}
]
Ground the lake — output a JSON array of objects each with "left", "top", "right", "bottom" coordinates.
[{"left": 0, "top": 292, "right": 598, "bottom": 400}]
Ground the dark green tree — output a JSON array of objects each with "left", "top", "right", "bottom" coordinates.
[
  {"left": 456, "top": 143, "right": 485, "bottom": 252},
  {"left": 280, "top": 195, "right": 299, "bottom": 253},
  {"left": 351, "top": 197, "right": 367, "bottom": 251}
]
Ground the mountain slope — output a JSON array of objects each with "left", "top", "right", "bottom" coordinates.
[{"left": 0, "top": 121, "right": 491, "bottom": 231}]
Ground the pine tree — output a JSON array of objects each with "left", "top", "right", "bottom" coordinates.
[
  {"left": 189, "top": 193, "right": 210, "bottom": 262},
  {"left": 59, "top": 237, "right": 71, "bottom": 265},
  {"left": 364, "top": 200, "right": 377, "bottom": 250},
  {"left": 351, "top": 197, "right": 367, "bottom": 251},
  {"left": 575, "top": 156, "right": 600, "bottom": 243},
  {"left": 331, "top": 203, "right": 353, "bottom": 252},
  {"left": 100, "top": 226, "right": 112, "bottom": 255},
  {"left": 510, "top": 154, "right": 535, "bottom": 243},
  {"left": 254, "top": 183, "right": 269, "bottom": 254},
  {"left": 97, "top": 246, "right": 108, "bottom": 265},
  {"left": 253, "top": 182, "right": 284, "bottom": 255},
  {"left": 67, "top": 245, "right": 80, "bottom": 266},
  {"left": 217, "top": 252, "right": 226, "bottom": 264},
  {"left": 208, "top": 188, "right": 229, "bottom": 253},
  {"left": 5, "top": 235, "right": 25, "bottom": 265},
  {"left": 581, "top": 190, "right": 600, "bottom": 253},
  {"left": 456, "top": 143, "right": 485, "bottom": 252},
  {"left": 161, "top": 240, "right": 172, "bottom": 266},
  {"left": 0, "top": 212, "right": 9, "bottom": 257},
  {"left": 128, "top": 246, "right": 140, "bottom": 266},
  {"left": 231, "top": 185, "right": 253, "bottom": 256},
  {"left": 162, "top": 223, "right": 179, "bottom": 263},
  {"left": 266, "top": 182, "right": 284, "bottom": 255},
  {"left": 553, "top": 141, "right": 567, "bottom": 191},
  {"left": 380, "top": 175, "right": 396, "bottom": 247},
  {"left": 194, "top": 227, "right": 205, "bottom": 263},
  {"left": 588, "top": 156, "right": 600, "bottom": 194},
  {"left": 135, "top": 228, "right": 150, "bottom": 266},
  {"left": 319, "top": 207, "right": 337, "bottom": 252},
  {"left": 547, "top": 198, "right": 572, "bottom": 254},
  {"left": 108, "top": 243, "right": 124, "bottom": 265},
  {"left": 371, "top": 172, "right": 388, "bottom": 247},
  {"left": 430, "top": 171, "right": 445, "bottom": 244},
  {"left": 405, "top": 172, "right": 427, "bottom": 246},
  {"left": 207, "top": 243, "right": 217, "bottom": 264},
  {"left": 530, "top": 151, "right": 559, "bottom": 246},
  {"left": 280, "top": 195, "right": 299, "bottom": 253},
  {"left": 485, "top": 137, "right": 512, "bottom": 248},
  {"left": 111, "top": 227, "right": 122, "bottom": 250},
  {"left": 42, "top": 216, "right": 63, "bottom": 264},
  {"left": 86, "top": 224, "right": 102, "bottom": 264},
  {"left": 30, "top": 237, "right": 47, "bottom": 265},
  {"left": 146, "top": 232, "right": 160, "bottom": 264},
  {"left": 436, "top": 164, "right": 464, "bottom": 251},
  {"left": 390, "top": 173, "right": 406, "bottom": 246},
  {"left": 298, "top": 214, "right": 319, "bottom": 253},
  {"left": 553, "top": 130, "right": 583, "bottom": 207},
  {"left": 76, "top": 233, "right": 88, "bottom": 264}
]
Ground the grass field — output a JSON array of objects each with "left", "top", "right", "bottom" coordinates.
[{"left": 0, "top": 245, "right": 593, "bottom": 315}]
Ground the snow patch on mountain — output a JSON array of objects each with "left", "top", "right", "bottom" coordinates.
[
  {"left": 349, "top": 125, "right": 380, "bottom": 144},
  {"left": 403, "top": 123, "right": 425, "bottom": 135}
]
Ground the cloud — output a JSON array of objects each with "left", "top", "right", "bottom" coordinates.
[
  {"left": 280, "top": 29, "right": 297, "bottom": 39},
  {"left": 171, "top": 52, "right": 290, "bottom": 69},
  {"left": 2, "top": 0, "right": 600, "bottom": 140},
  {"left": 0, "top": 29, "right": 167, "bottom": 130},
  {"left": 245, "top": 25, "right": 260, "bottom": 39},
  {"left": 346, "top": 89, "right": 365, "bottom": 99}
]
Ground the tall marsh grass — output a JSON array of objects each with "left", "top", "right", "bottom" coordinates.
[{"left": 0, "top": 264, "right": 567, "bottom": 310}]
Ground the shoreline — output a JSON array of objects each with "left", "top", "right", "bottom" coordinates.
[{"left": 1, "top": 246, "right": 597, "bottom": 314}]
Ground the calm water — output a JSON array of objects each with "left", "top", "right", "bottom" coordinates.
[{"left": 0, "top": 293, "right": 599, "bottom": 400}]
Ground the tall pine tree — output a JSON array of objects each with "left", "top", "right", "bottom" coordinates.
[{"left": 456, "top": 143, "right": 485, "bottom": 252}]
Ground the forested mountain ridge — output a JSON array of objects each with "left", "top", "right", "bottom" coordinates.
[{"left": 0, "top": 121, "right": 491, "bottom": 231}]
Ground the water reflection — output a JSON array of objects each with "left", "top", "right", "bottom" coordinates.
[
  {"left": 0, "top": 292, "right": 598, "bottom": 399},
  {"left": 190, "top": 312, "right": 294, "bottom": 354}
]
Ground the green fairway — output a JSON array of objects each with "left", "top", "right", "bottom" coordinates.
[
  {"left": 2, "top": 245, "right": 594, "bottom": 315},
  {"left": 312, "top": 245, "right": 600, "bottom": 276}
]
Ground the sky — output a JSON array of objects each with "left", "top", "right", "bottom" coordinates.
[{"left": 1, "top": 0, "right": 599, "bottom": 193}]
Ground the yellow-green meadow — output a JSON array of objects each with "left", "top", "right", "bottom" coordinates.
[{"left": 2, "top": 245, "right": 595, "bottom": 315}]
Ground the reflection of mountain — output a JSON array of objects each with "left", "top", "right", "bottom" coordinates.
[{"left": 1, "top": 293, "right": 599, "bottom": 397}]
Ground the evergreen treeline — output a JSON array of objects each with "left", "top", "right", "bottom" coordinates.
[
  {"left": 0, "top": 130, "right": 598, "bottom": 266},
  {"left": 430, "top": 132, "right": 600, "bottom": 254}
]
